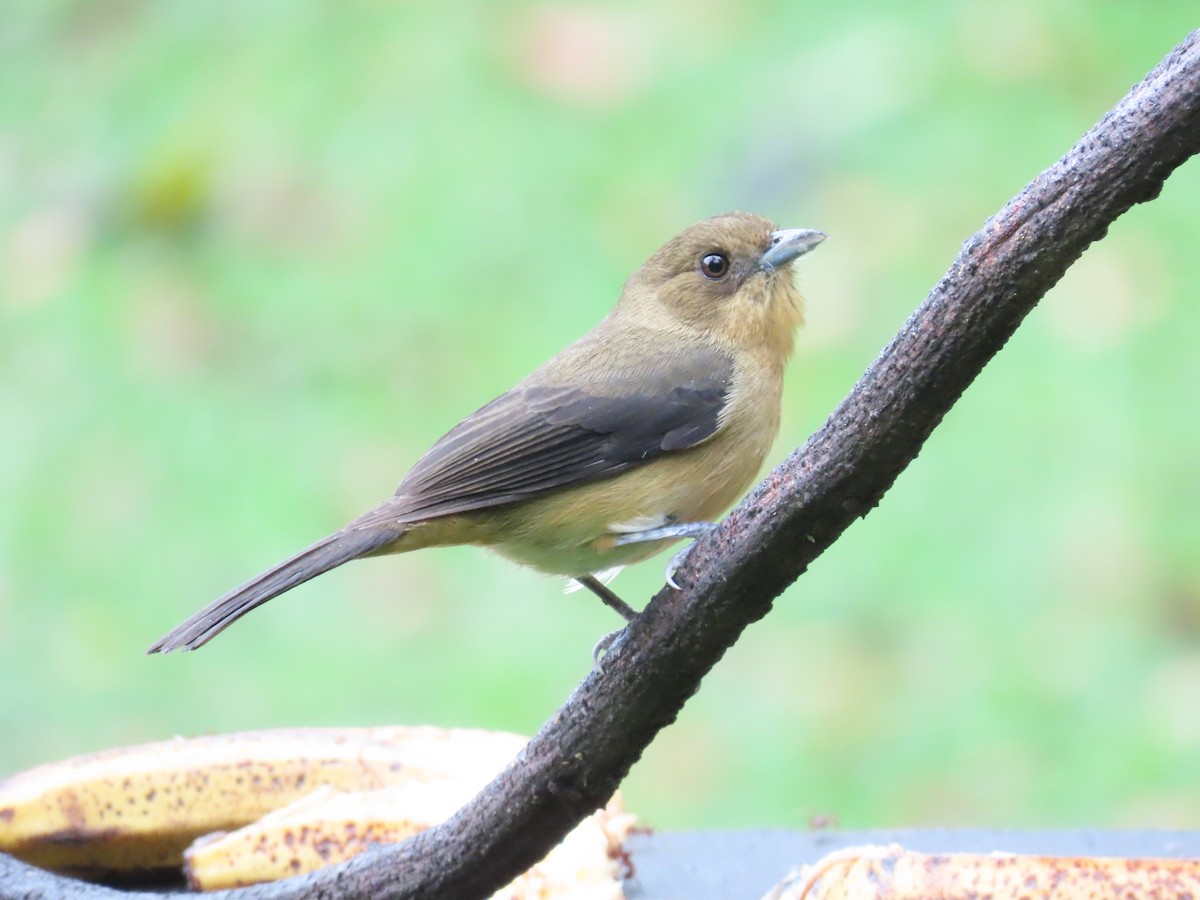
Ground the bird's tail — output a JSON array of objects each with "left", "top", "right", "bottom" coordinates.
[{"left": 147, "top": 527, "right": 402, "bottom": 654}]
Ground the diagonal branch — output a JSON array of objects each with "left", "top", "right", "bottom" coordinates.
[{"left": 3, "top": 27, "right": 1200, "bottom": 900}]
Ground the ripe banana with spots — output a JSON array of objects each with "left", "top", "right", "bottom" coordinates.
[
  {"left": 184, "top": 784, "right": 633, "bottom": 895},
  {"left": 0, "top": 726, "right": 526, "bottom": 877},
  {"left": 768, "top": 845, "right": 1200, "bottom": 900}
]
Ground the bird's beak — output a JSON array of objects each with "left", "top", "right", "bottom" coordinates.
[{"left": 759, "top": 228, "right": 827, "bottom": 272}]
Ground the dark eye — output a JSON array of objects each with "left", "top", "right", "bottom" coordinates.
[{"left": 700, "top": 252, "right": 730, "bottom": 279}]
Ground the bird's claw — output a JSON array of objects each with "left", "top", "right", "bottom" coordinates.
[
  {"left": 662, "top": 525, "right": 717, "bottom": 589},
  {"left": 592, "top": 628, "right": 624, "bottom": 671},
  {"left": 665, "top": 546, "right": 691, "bottom": 590}
]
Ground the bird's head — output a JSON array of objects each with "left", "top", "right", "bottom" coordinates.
[{"left": 620, "top": 211, "right": 825, "bottom": 361}]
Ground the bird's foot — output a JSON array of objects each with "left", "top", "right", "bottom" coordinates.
[
  {"left": 664, "top": 545, "right": 693, "bottom": 589},
  {"left": 611, "top": 520, "right": 717, "bottom": 590}
]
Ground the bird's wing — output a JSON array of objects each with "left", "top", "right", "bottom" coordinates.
[{"left": 355, "top": 344, "right": 734, "bottom": 525}]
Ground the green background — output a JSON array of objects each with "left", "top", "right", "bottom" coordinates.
[{"left": 3, "top": 1, "right": 1199, "bottom": 833}]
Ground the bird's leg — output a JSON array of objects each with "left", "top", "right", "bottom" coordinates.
[
  {"left": 575, "top": 574, "right": 638, "bottom": 622},
  {"left": 611, "top": 521, "right": 716, "bottom": 547},
  {"left": 612, "top": 521, "right": 718, "bottom": 589}
]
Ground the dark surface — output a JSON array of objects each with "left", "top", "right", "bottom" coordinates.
[
  {"left": 622, "top": 829, "right": 1200, "bottom": 899},
  {"left": 1, "top": 828, "right": 1199, "bottom": 898}
]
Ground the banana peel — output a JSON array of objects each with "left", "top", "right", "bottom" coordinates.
[
  {"left": 0, "top": 726, "right": 525, "bottom": 876},
  {"left": 184, "top": 783, "right": 634, "bottom": 897}
]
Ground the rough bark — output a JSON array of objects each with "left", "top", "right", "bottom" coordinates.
[{"left": 2, "top": 27, "right": 1199, "bottom": 900}]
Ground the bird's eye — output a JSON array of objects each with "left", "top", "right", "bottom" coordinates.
[{"left": 700, "top": 252, "right": 730, "bottom": 279}]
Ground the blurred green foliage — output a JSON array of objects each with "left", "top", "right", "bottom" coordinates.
[{"left": 2, "top": 0, "right": 1199, "bottom": 833}]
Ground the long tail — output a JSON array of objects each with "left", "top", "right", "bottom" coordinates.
[{"left": 147, "top": 527, "right": 402, "bottom": 654}]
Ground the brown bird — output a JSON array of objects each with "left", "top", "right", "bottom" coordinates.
[{"left": 149, "top": 212, "right": 825, "bottom": 653}]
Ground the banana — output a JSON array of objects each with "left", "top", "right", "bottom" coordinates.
[
  {"left": 0, "top": 726, "right": 525, "bottom": 876},
  {"left": 769, "top": 845, "right": 1200, "bottom": 899},
  {"left": 185, "top": 785, "right": 634, "bottom": 897}
]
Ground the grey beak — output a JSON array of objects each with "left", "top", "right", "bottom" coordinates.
[{"left": 759, "top": 228, "right": 827, "bottom": 272}]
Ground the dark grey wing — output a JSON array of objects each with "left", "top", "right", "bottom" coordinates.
[{"left": 359, "top": 345, "right": 733, "bottom": 525}]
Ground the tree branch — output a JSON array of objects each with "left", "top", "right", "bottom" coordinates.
[{"left": 3, "top": 27, "right": 1200, "bottom": 900}]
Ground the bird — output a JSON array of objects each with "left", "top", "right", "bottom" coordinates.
[{"left": 148, "top": 212, "right": 825, "bottom": 653}]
